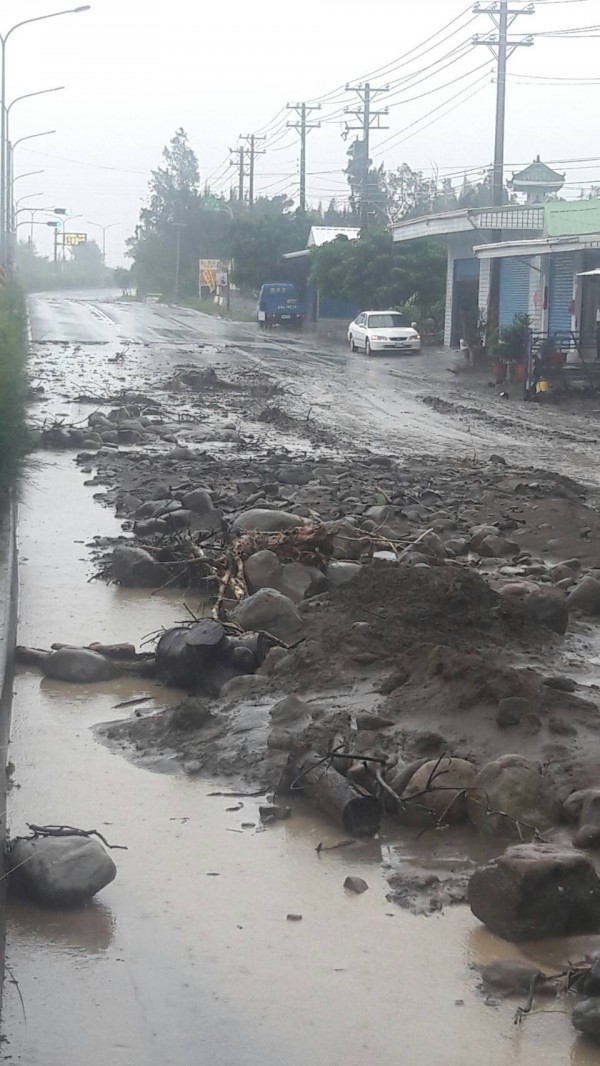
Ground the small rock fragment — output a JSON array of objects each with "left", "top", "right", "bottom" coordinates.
[{"left": 344, "top": 875, "right": 369, "bottom": 894}]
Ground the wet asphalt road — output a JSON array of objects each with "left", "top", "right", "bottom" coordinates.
[
  {"left": 28, "top": 289, "right": 600, "bottom": 485},
  {"left": 8, "top": 289, "right": 600, "bottom": 1066}
]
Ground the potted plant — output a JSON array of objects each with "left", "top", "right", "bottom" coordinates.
[{"left": 497, "top": 313, "right": 531, "bottom": 382}]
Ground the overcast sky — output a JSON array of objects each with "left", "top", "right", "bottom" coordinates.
[{"left": 5, "top": 0, "right": 600, "bottom": 265}]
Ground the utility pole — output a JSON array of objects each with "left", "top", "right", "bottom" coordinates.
[
  {"left": 173, "top": 221, "right": 186, "bottom": 301},
  {"left": 344, "top": 83, "right": 389, "bottom": 233},
  {"left": 229, "top": 145, "right": 247, "bottom": 203},
  {"left": 241, "top": 134, "right": 266, "bottom": 206},
  {"left": 286, "top": 102, "right": 321, "bottom": 213},
  {"left": 473, "top": 1, "right": 534, "bottom": 327},
  {"left": 473, "top": 0, "right": 534, "bottom": 207}
]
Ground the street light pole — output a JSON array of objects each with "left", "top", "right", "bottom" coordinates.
[
  {"left": 5, "top": 86, "right": 64, "bottom": 230},
  {"left": 85, "top": 220, "right": 118, "bottom": 261},
  {"left": 0, "top": 6, "right": 90, "bottom": 263},
  {"left": 7, "top": 131, "right": 55, "bottom": 248}
]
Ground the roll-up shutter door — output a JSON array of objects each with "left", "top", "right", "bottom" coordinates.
[
  {"left": 499, "top": 257, "right": 530, "bottom": 327},
  {"left": 548, "top": 253, "right": 574, "bottom": 337}
]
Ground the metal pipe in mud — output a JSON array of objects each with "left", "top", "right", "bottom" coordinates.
[{"left": 294, "top": 753, "right": 382, "bottom": 838}]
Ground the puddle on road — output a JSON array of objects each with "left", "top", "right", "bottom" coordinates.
[{"left": 5, "top": 457, "right": 600, "bottom": 1064}]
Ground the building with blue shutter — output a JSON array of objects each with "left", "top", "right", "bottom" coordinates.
[{"left": 392, "top": 195, "right": 600, "bottom": 354}]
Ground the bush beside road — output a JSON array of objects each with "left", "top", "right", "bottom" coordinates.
[{"left": 0, "top": 282, "right": 29, "bottom": 494}]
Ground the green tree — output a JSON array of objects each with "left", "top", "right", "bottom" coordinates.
[{"left": 310, "top": 231, "right": 446, "bottom": 329}]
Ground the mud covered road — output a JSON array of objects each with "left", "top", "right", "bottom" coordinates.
[
  {"left": 28, "top": 288, "right": 600, "bottom": 483},
  {"left": 6, "top": 290, "right": 600, "bottom": 1066}
]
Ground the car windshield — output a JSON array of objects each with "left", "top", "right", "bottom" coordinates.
[{"left": 367, "top": 314, "right": 404, "bottom": 329}]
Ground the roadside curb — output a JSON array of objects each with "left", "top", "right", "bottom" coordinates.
[{"left": 0, "top": 487, "right": 17, "bottom": 1014}]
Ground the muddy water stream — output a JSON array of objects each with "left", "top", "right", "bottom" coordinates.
[{"left": 3, "top": 458, "right": 600, "bottom": 1064}]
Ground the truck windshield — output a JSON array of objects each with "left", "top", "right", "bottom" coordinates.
[{"left": 367, "top": 314, "right": 404, "bottom": 329}]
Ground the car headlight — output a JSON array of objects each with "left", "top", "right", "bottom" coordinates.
[
  {"left": 371, "top": 334, "right": 387, "bottom": 340},
  {"left": 412, "top": 334, "right": 421, "bottom": 341}
]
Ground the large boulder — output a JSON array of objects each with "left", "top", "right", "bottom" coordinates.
[
  {"left": 232, "top": 588, "right": 304, "bottom": 644},
  {"left": 478, "top": 534, "right": 517, "bottom": 559},
  {"left": 7, "top": 834, "right": 117, "bottom": 905},
  {"left": 326, "top": 519, "right": 364, "bottom": 560},
  {"left": 41, "top": 647, "right": 121, "bottom": 683},
  {"left": 244, "top": 550, "right": 280, "bottom": 593},
  {"left": 182, "top": 488, "right": 214, "bottom": 514},
  {"left": 567, "top": 576, "right": 600, "bottom": 616},
  {"left": 564, "top": 787, "right": 600, "bottom": 848},
  {"left": 467, "top": 754, "right": 561, "bottom": 838},
  {"left": 278, "top": 464, "right": 312, "bottom": 486},
  {"left": 231, "top": 509, "right": 306, "bottom": 534},
  {"left": 112, "top": 545, "right": 170, "bottom": 588},
  {"left": 573, "top": 999, "right": 600, "bottom": 1037},
  {"left": 468, "top": 842, "right": 600, "bottom": 941},
  {"left": 244, "top": 551, "right": 324, "bottom": 603},
  {"left": 498, "top": 581, "right": 568, "bottom": 635},
  {"left": 402, "top": 757, "right": 476, "bottom": 824}
]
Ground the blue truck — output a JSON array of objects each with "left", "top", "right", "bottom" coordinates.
[{"left": 257, "top": 282, "right": 304, "bottom": 328}]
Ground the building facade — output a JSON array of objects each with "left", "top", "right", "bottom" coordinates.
[{"left": 392, "top": 199, "right": 600, "bottom": 349}]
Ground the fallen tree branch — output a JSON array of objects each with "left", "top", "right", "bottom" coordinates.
[{"left": 26, "top": 824, "right": 128, "bottom": 850}]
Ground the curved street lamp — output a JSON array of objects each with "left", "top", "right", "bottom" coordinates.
[
  {"left": 85, "top": 220, "right": 119, "bottom": 261},
  {"left": 0, "top": 6, "right": 91, "bottom": 259}
]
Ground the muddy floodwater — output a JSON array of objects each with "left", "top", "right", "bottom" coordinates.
[{"left": 5, "top": 293, "right": 600, "bottom": 1064}]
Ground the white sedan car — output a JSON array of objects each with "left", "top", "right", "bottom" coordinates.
[{"left": 348, "top": 311, "right": 421, "bottom": 355}]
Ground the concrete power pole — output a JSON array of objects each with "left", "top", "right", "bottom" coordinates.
[
  {"left": 229, "top": 146, "right": 247, "bottom": 203},
  {"left": 473, "top": 0, "right": 534, "bottom": 207},
  {"left": 286, "top": 102, "right": 321, "bottom": 213},
  {"left": 473, "top": 1, "right": 534, "bottom": 328},
  {"left": 344, "top": 83, "right": 389, "bottom": 233},
  {"left": 241, "top": 134, "right": 266, "bottom": 206}
]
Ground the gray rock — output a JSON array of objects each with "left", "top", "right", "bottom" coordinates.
[
  {"left": 497, "top": 696, "right": 536, "bottom": 728},
  {"left": 112, "top": 545, "right": 170, "bottom": 588},
  {"left": 327, "top": 561, "right": 363, "bottom": 587},
  {"left": 403, "top": 757, "right": 476, "bottom": 825},
  {"left": 232, "top": 588, "right": 304, "bottom": 643},
  {"left": 220, "top": 674, "right": 269, "bottom": 697},
  {"left": 480, "top": 959, "right": 543, "bottom": 995},
  {"left": 526, "top": 589, "right": 569, "bottom": 635},
  {"left": 244, "top": 550, "right": 281, "bottom": 593},
  {"left": 259, "top": 804, "right": 291, "bottom": 822},
  {"left": 468, "top": 842, "right": 600, "bottom": 942},
  {"left": 344, "top": 876, "right": 369, "bottom": 894},
  {"left": 445, "top": 537, "right": 469, "bottom": 557},
  {"left": 364, "top": 505, "right": 396, "bottom": 524},
  {"left": 564, "top": 788, "right": 600, "bottom": 828},
  {"left": 7, "top": 835, "right": 117, "bottom": 905},
  {"left": 467, "top": 754, "right": 561, "bottom": 838},
  {"left": 270, "top": 694, "right": 311, "bottom": 724},
  {"left": 182, "top": 488, "right": 214, "bottom": 514},
  {"left": 575, "top": 825, "right": 600, "bottom": 849},
  {"left": 232, "top": 509, "right": 305, "bottom": 534},
  {"left": 478, "top": 534, "right": 517, "bottom": 559},
  {"left": 41, "top": 647, "right": 121, "bottom": 683},
  {"left": 568, "top": 576, "right": 600, "bottom": 616},
  {"left": 278, "top": 464, "right": 312, "bottom": 486},
  {"left": 326, "top": 519, "right": 364, "bottom": 560},
  {"left": 278, "top": 562, "right": 326, "bottom": 603},
  {"left": 415, "top": 531, "right": 446, "bottom": 559},
  {"left": 470, "top": 524, "right": 500, "bottom": 551},
  {"left": 573, "top": 998, "right": 600, "bottom": 1037},
  {"left": 543, "top": 675, "right": 576, "bottom": 693}
]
